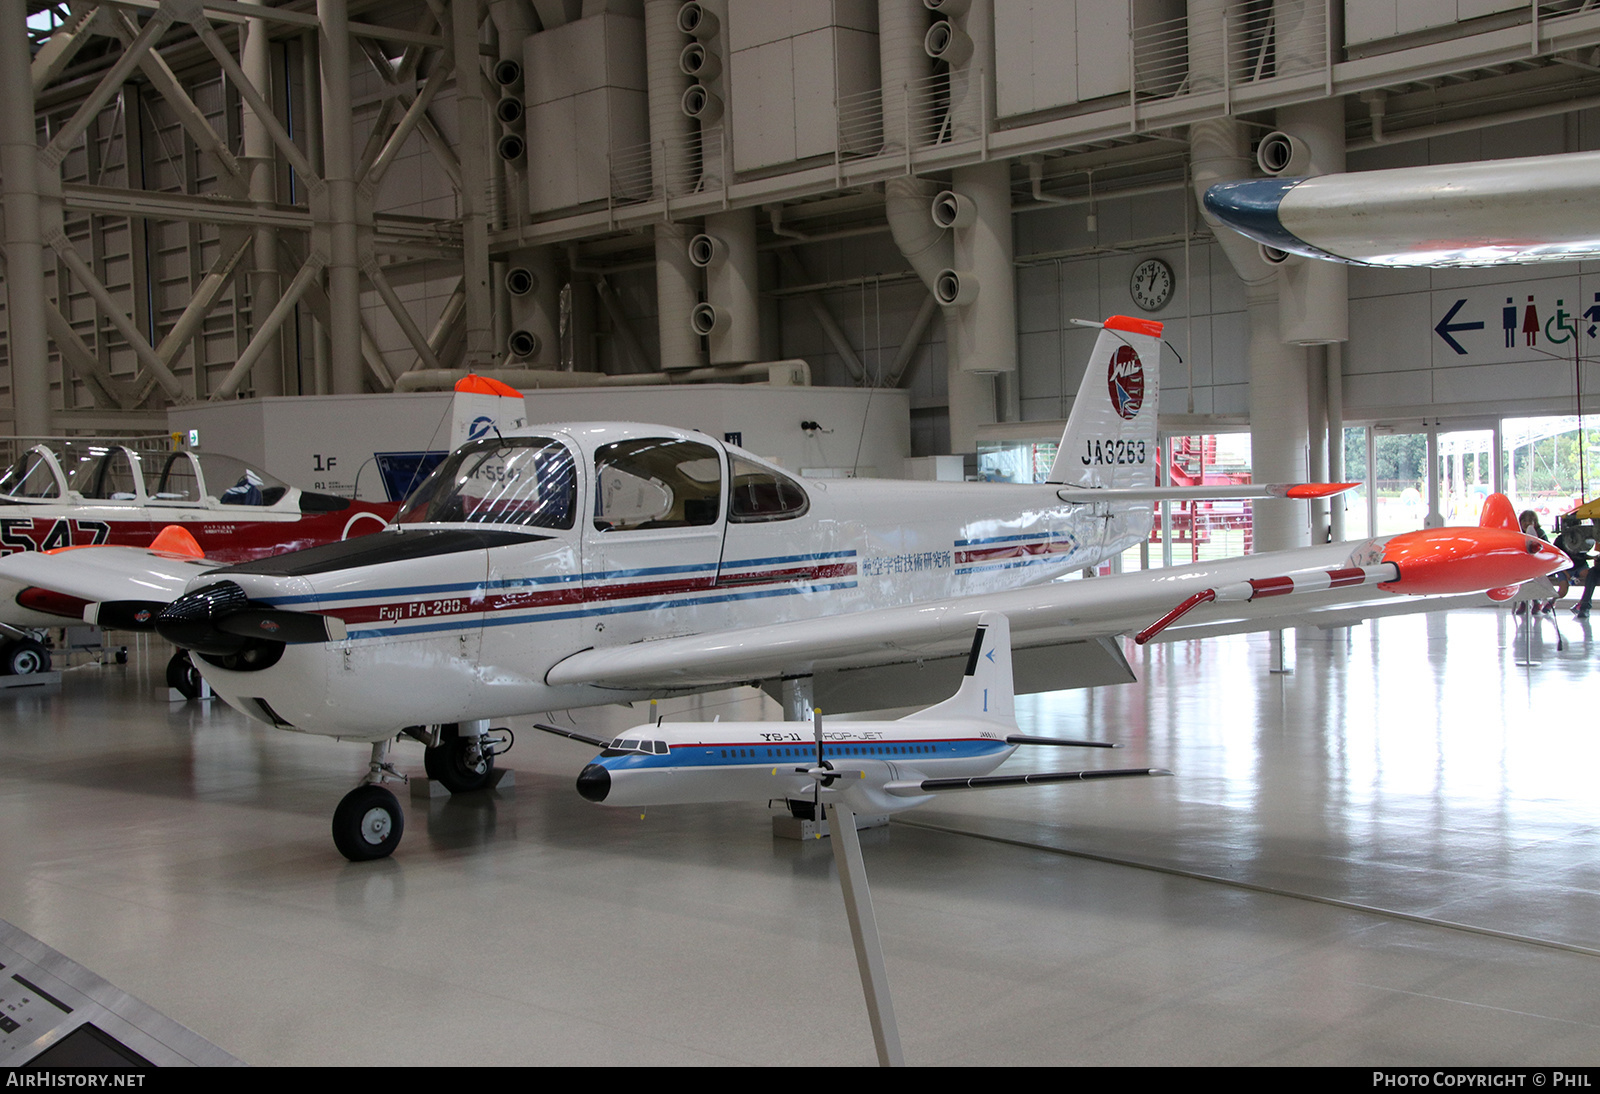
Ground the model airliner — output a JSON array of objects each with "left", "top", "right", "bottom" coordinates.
[
  {"left": 533, "top": 610, "right": 1166, "bottom": 821},
  {"left": 0, "top": 317, "right": 1564, "bottom": 860}
]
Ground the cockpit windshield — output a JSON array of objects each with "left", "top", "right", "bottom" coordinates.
[
  {"left": 0, "top": 450, "right": 63, "bottom": 500},
  {"left": 601, "top": 738, "right": 669, "bottom": 757},
  {"left": 395, "top": 437, "right": 577, "bottom": 530}
]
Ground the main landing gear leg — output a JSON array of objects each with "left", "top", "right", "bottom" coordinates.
[
  {"left": 422, "top": 718, "right": 498, "bottom": 793},
  {"left": 332, "top": 739, "right": 406, "bottom": 861}
]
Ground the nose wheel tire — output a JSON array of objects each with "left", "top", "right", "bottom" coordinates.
[
  {"left": 332, "top": 785, "right": 405, "bottom": 861},
  {"left": 423, "top": 723, "right": 495, "bottom": 793},
  {"left": 3, "top": 639, "right": 51, "bottom": 676},
  {"left": 166, "top": 650, "right": 204, "bottom": 699}
]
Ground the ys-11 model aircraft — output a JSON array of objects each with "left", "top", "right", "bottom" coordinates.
[
  {"left": 0, "top": 442, "right": 397, "bottom": 676},
  {"left": 531, "top": 610, "right": 1167, "bottom": 824},
  {"left": 26, "top": 316, "right": 1561, "bottom": 860}
]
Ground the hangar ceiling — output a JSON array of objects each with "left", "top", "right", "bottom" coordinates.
[{"left": 4, "top": 0, "right": 1600, "bottom": 445}]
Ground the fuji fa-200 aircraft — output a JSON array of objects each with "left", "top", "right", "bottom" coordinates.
[
  {"left": 0, "top": 442, "right": 397, "bottom": 676},
  {"left": 44, "top": 315, "right": 1554, "bottom": 861}
]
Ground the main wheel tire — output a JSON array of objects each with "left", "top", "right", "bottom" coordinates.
[
  {"left": 332, "top": 785, "right": 405, "bottom": 861},
  {"left": 166, "top": 650, "right": 203, "bottom": 699},
  {"left": 423, "top": 723, "right": 495, "bottom": 793},
  {"left": 5, "top": 639, "right": 51, "bottom": 676}
]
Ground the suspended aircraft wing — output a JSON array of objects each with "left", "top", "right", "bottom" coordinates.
[{"left": 545, "top": 526, "right": 1565, "bottom": 705}]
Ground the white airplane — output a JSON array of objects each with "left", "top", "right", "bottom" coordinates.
[
  {"left": 1202, "top": 148, "right": 1600, "bottom": 267},
  {"left": 530, "top": 610, "right": 1167, "bottom": 822},
  {"left": 0, "top": 375, "right": 525, "bottom": 683},
  {"left": 0, "top": 441, "right": 397, "bottom": 677},
  {"left": 9, "top": 317, "right": 1565, "bottom": 860}
]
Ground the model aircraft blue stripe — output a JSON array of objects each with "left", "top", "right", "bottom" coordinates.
[
  {"left": 257, "top": 556, "right": 847, "bottom": 608},
  {"left": 341, "top": 579, "right": 859, "bottom": 639},
  {"left": 588, "top": 561, "right": 720, "bottom": 580},
  {"left": 602, "top": 738, "right": 1011, "bottom": 769},
  {"left": 954, "top": 532, "right": 1074, "bottom": 547}
]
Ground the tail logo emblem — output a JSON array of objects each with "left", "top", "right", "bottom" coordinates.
[{"left": 1107, "top": 346, "right": 1145, "bottom": 420}]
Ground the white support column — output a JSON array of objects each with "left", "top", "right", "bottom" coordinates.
[
  {"left": 453, "top": 0, "right": 494, "bottom": 372},
  {"left": 319, "top": 0, "right": 362, "bottom": 393},
  {"left": 244, "top": 0, "right": 282, "bottom": 395},
  {"left": 0, "top": 0, "right": 52, "bottom": 435},
  {"left": 703, "top": 207, "right": 760, "bottom": 365}
]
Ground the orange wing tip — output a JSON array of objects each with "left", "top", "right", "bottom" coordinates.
[
  {"left": 454, "top": 374, "right": 523, "bottom": 399},
  {"left": 1486, "top": 585, "right": 1521, "bottom": 601},
  {"left": 1104, "top": 315, "right": 1163, "bottom": 338},
  {"left": 1478, "top": 492, "right": 1519, "bottom": 531},
  {"left": 1278, "top": 482, "right": 1360, "bottom": 499},
  {"left": 1378, "top": 527, "right": 1568, "bottom": 595},
  {"left": 149, "top": 524, "right": 205, "bottom": 559}
]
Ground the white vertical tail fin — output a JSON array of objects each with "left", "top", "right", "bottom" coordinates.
[
  {"left": 1048, "top": 316, "right": 1163, "bottom": 488},
  {"left": 450, "top": 375, "right": 529, "bottom": 451},
  {"left": 905, "top": 611, "right": 1015, "bottom": 726}
]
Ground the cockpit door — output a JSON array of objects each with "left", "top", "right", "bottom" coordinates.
[{"left": 581, "top": 436, "right": 727, "bottom": 643}]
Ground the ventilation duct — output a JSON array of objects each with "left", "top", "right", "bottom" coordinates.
[
  {"left": 690, "top": 303, "right": 729, "bottom": 336},
  {"left": 1257, "top": 131, "right": 1312, "bottom": 177},
  {"left": 688, "top": 232, "right": 725, "bottom": 268},
  {"left": 507, "top": 329, "right": 541, "bottom": 359},
  {"left": 681, "top": 83, "right": 723, "bottom": 124},
  {"left": 505, "top": 267, "right": 536, "bottom": 296},
  {"left": 931, "top": 190, "right": 976, "bottom": 229},
  {"left": 934, "top": 269, "right": 977, "bottom": 306},
  {"left": 679, "top": 41, "right": 720, "bottom": 81},
  {"left": 677, "top": 2, "right": 718, "bottom": 38}
]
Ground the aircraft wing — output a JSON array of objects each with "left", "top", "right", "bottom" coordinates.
[
  {"left": 0, "top": 544, "right": 221, "bottom": 621},
  {"left": 546, "top": 530, "right": 1560, "bottom": 705}
]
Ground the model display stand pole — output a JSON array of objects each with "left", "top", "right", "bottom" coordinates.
[{"left": 825, "top": 801, "right": 904, "bottom": 1067}]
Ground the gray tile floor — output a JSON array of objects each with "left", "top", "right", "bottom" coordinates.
[{"left": 1, "top": 606, "right": 1597, "bottom": 1065}]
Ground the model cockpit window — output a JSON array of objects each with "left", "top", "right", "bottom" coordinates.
[
  {"left": 728, "top": 455, "right": 809, "bottom": 523},
  {"left": 150, "top": 451, "right": 289, "bottom": 506},
  {"left": 601, "top": 738, "right": 669, "bottom": 756},
  {"left": 396, "top": 437, "right": 577, "bottom": 530},
  {"left": 0, "top": 451, "right": 62, "bottom": 500},
  {"left": 593, "top": 438, "right": 722, "bottom": 532},
  {"left": 66, "top": 447, "right": 142, "bottom": 501}
]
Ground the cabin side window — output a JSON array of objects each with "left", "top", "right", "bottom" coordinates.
[
  {"left": 593, "top": 439, "right": 722, "bottom": 532},
  {"left": 728, "top": 455, "right": 809, "bottom": 523}
]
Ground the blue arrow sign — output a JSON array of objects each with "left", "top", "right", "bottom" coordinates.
[{"left": 1434, "top": 298, "right": 1484, "bottom": 355}]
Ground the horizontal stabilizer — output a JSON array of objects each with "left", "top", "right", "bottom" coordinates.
[
  {"left": 892, "top": 766, "right": 1171, "bottom": 795},
  {"left": 531, "top": 721, "right": 615, "bottom": 750},
  {"left": 1055, "top": 482, "right": 1357, "bottom": 504},
  {"left": 1005, "top": 734, "right": 1118, "bottom": 749}
]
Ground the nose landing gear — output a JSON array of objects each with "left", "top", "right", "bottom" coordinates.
[{"left": 332, "top": 739, "right": 408, "bottom": 861}]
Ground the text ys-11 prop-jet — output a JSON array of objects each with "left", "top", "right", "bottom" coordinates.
[{"left": 124, "top": 316, "right": 1563, "bottom": 859}]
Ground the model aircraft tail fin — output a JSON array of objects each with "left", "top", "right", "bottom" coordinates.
[
  {"left": 904, "top": 611, "right": 1015, "bottom": 726},
  {"left": 449, "top": 374, "right": 528, "bottom": 452},
  {"left": 1048, "top": 316, "right": 1163, "bottom": 488},
  {"left": 1479, "top": 492, "right": 1519, "bottom": 531}
]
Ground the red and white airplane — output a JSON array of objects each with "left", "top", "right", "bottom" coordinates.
[
  {"left": 0, "top": 442, "right": 398, "bottom": 677},
  {"left": 7, "top": 317, "right": 1564, "bottom": 859}
]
